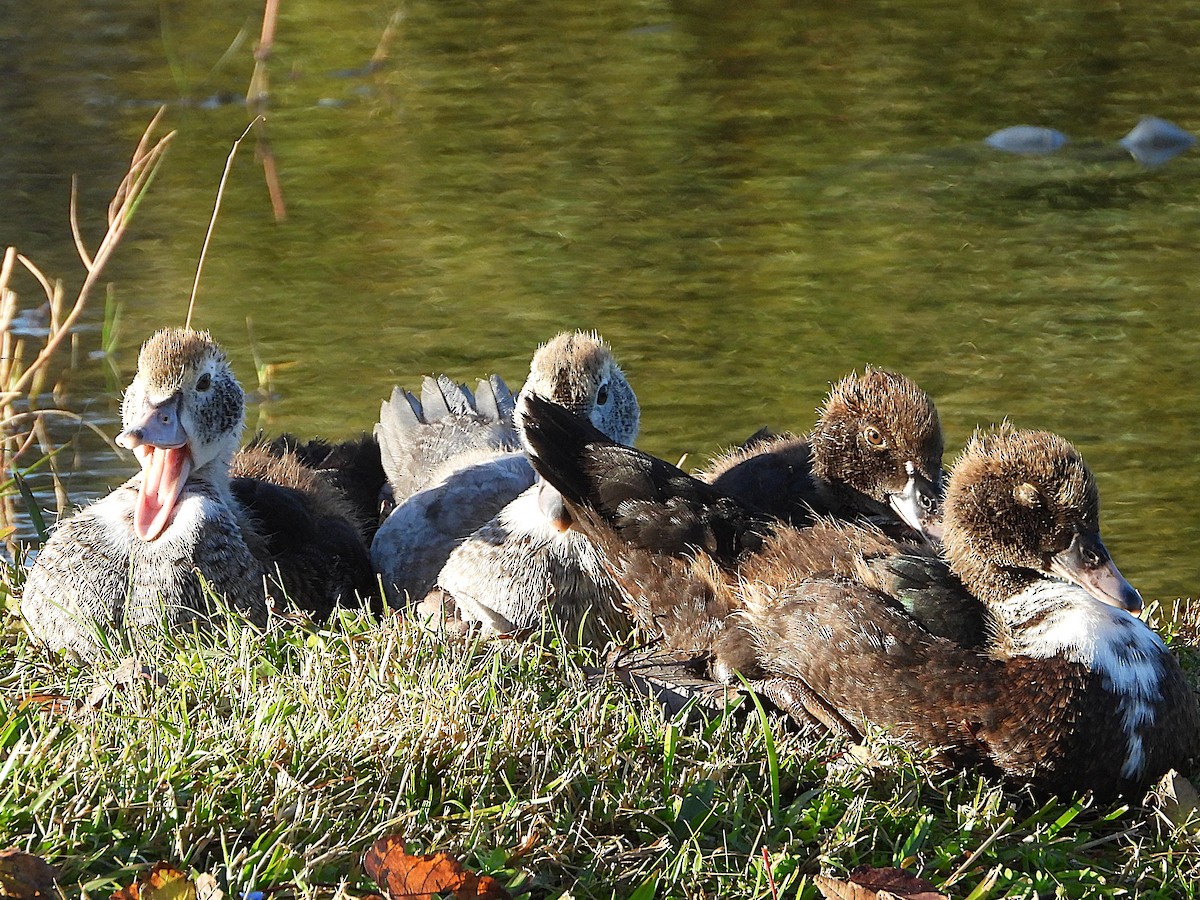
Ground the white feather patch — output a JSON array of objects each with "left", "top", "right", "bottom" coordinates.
[{"left": 998, "top": 580, "right": 1167, "bottom": 778}]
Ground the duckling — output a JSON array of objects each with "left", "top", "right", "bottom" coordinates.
[
  {"left": 258, "top": 432, "right": 388, "bottom": 541},
  {"left": 369, "top": 374, "right": 533, "bottom": 606},
  {"left": 20, "top": 328, "right": 373, "bottom": 660},
  {"left": 700, "top": 367, "right": 944, "bottom": 542},
  {"left": 423, "top": 331, "right": 640, "bottom": 642},
  {"left": 230, "top": 438, "right": 380, "bottom": 616},
  {"left": 518, "top": 387, "right": 981, "bottom": 652},
  {"left": 739, "top": 426, "right": 1193, "bottom": 798}
]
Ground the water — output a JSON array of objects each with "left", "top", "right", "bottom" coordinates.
[{"left": 3, "top": 0, "right": 1199, "bottom": 604}]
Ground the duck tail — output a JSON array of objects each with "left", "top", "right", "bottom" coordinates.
[
  {"left": 374, "top": 374, "right": 520, "bottom": 503},
  {"left": 519, "top": 392, "right": 770, "bottom": 564}
]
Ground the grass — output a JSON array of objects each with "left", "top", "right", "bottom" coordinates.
[{"left": 2, "top": 595, "right": 1199, "bottom": 900}]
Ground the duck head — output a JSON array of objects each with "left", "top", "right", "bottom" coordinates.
[
  {"left": 517, "top": 331, "right": 639, "bottom": 524},
  {"left": 518, "top": 331, "right": 640, "bottom": 446},
  {"left": 116, "top": 328, "right": 245, "bottom": 541},
  {"left": 809, "top": 367, "right": 944, "bottom": 541},
  {"left": 942, "top": 425, "right": 1142, "bottom": 614}
]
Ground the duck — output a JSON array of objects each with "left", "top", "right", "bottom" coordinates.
[
  {"left": 19, "top": 328, "right": 375, "bottom": 661},
  {"left": 518, "top": 374, "right": 983, "bottom": 652},
  {"left": 257, "top": 431, "right": 388, "bottom": 542},
  {"left": 521, "top": 396, "right": 1195, "bottom": 797},
  {"left": 699, "top": 367, "right": 944, "bottom": 542},
  {"left": 370, "top": 331, "right": 640, "bottom": 643},
  {"left": 422, "top": 331, "right": 640, "bottom": 642},
  {"left": 369, "top": 373, "right": 534, "bottom": 607}
]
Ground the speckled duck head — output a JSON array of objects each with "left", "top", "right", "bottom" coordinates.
[
  {"left": 517, "top": 331, "right": 640, "bottom": 446},
  {"left": 942, "top": 425, "right": 1142, "bottom": 614},
  {"left": 809, "top": 367, "right": 944, "bottom": 539},
  {"left": 116, "top": 328, "right": 245, "bottom": 541}
]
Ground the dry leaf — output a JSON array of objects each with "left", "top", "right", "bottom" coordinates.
[
  {"left": 111, "top": 863, "right": 196, "bottom": 900},
  {"left": 15, "top": 692, "right": 78, "bottom": 716},
  {"left": 193, "top": 874, "right": 223, "bottom": 900},
  {"left": 815, "top": 866, "right": 945, "bottom": 900},
  {"left": 1152, "top": 769, "right": 1200, "bottom": 827},
  {"left": 363, "top": 836, "right": 509, "bottom": 900},
  {"left": 84, "top": 657, "right": 169, "bottom": 710},
  {"left": 0, "top": 848, "right": 59, "bottom": 899}
]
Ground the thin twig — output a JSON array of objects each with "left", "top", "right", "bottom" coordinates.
[
  {"left": 69, "top": 177, "right": 94, "bottom": 270},
  {"left": 186, "top": 117, "right": 262, "bottom": 330},
  {"left": 942, "top": 815, "right": 1013, "bottom": 888}
]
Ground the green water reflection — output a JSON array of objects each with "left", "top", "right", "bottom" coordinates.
[{"left": 3, "top": 0, "right": 1199, "bottom": 603}]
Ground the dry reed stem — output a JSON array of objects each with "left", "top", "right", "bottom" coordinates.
[
  {"left": 186, "top": 117, "right": 262, "bottom": 330},
  {"left": 0, "top": 114, "right": 174, "bottom": 406},
  {"left": 0, "top": 112, "right": 174, "bottom": 540}
]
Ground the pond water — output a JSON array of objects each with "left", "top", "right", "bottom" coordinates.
[{"left": 3, "top": 0, "right": 1200, "bottom": 605}]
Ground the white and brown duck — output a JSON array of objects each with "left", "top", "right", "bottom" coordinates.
[
  {"left": 738, "top": 426, "right": 1190, "bottom": 798},
  {"left": 20, "top": 328, "right": 375, "bottom": 661},
  {"left": 371, "top": 331, "right": 639, "bottom": 642}
]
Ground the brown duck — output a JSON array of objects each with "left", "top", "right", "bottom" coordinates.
[{"left": 700, "top": 367, "right": 944, "bottom": 542}]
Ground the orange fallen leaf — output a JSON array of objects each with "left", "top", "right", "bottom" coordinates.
[
  {"left": 111, "top": 862, "right": 196, "bottom": 900},
  {"left": 363, "top": 836, "right": 509, "bottom": 900},
  {"left": 15, "top": 692, "right": 78, "bottom": 716},
  {"left": 0, "top": 848, "right": 59, "bottom": 899},
  {"left": 815, "top": 865, "right": 946, "bottom": 900}
]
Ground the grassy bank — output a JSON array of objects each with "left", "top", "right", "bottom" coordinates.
[{"left": 2, "top": 590, "right": 1199, "bottom": 899}]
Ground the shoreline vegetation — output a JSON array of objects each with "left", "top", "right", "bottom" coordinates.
[{"left": 3, "top": 115, "right": 1200, "bottom": 900}]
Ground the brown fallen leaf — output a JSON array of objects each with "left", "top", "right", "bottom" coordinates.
[
  {"left": 1152, "top": 769, "right": 1200, "bottom": 828},
  {"left": 815, "top": 865, "right": 946, "bottom": 900},
  {"left": 0, "top": 848, "right": 59, "bottom": 899},
  {"left": 84, "top": 657, "right": 169, "bottom": 711},
  {"left": 15, "top": 692, "right": 78, "bottom": 716},
  {"left": 111, "top": 863, "right": 196, "bottom": 900},
  {"left": 363, "top": 836, "right": 509, "bottom": 900}
]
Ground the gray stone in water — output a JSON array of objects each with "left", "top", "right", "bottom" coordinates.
[
  {"left": 984, "top": 125, "right": 1069, "bottom": 155},
  {"left": 1119, "top": 116, "right": 1196, "bottom": 168}
]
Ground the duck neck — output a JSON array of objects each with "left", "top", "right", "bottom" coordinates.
[{"left": 190, "top": 449, "right": 237, "bottom": 506}]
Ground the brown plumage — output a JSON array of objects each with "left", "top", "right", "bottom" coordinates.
[
  {"left": 701, "top": 368, "right": 944, "bottom": 542},
  {"left": 740, "top": 426, "right": 1197, "bottom": 798},
  {"left": 519, "top": 389, "right": 981, "bottom": 654}
]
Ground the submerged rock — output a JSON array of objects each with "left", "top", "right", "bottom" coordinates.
[
  {"left": 1119, "top": 116, "right": 1196, "bottom": 167},
  {"left": 984, "top": 125, "right": 1069, "bottom": 155}
]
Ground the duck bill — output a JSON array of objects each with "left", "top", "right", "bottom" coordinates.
[
  {"left": 888, "top": 464, "right": 943, "bottom": 545},
  {"left": 536, "top": 479, "right": 574, "bottom": 532},
  {"left": 118, "top": 394, "right": 193, "bottom": 542},
  {"left": 132, "top": 446, "right": 193, "bottom": 541},
  {"left": 1048, "top": 532, "right": 1144, "bottom": 615}
]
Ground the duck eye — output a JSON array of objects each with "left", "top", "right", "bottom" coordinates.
[
  {"left": 596, "top": 384, "right": 609, "bottom": 405},
  {"left": 863, "top": 426, "right": 884, "bottom": 447},
  {"left": 197, "top": 373, "right": 212, "bottom": 392}
]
